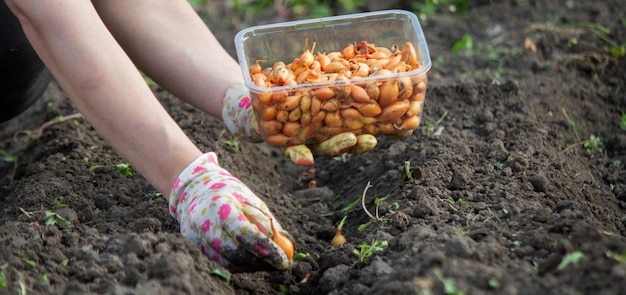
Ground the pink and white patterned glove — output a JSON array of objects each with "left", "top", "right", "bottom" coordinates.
[
  {"left": 221, "top": 82, "right": 263, "bottom": 143},
  {"left": 222, "top": 82, "right": 378, "bottom": 166},
  {"left": 169, "top": 152, "right": 292, "bottom": 270}
]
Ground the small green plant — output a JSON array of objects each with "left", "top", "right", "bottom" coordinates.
[
  {"left": 357, "top": 182, "right": 395, "bottom": 231},
  {"left": 557, "top": 251, "right": 585, "bottom": 270},
  {"left": 278, "top": 284, "right": 288, "bottom": 295},
  {"left": 610, "top": 42, "right": 626, "bottom": 58},
  {"left": 606, "top": 250, "right": 626, "bottom": 263},
  {"left": 620, "top": 112, "right": 626, "bottom": 130},
  {"left": 602, "top": 230, "right": 616, "bottom": 236},
  {"left": 44, "top": 210, "right": 71, "bottom": 227},
  {"left": 0, "top": 149, "right": 15, "bottom": 163},
  {"left": 583, "top": 135, "right": 603, "bottom": 154},
  {"left": 18, "top": 281, "right": 26, "bottom": 295},
  {"left": 223, "top": 140, "right": 240, "bottom": 151},
  {"left": 340, "top": 194, "right": 361, "bottom": 215},
  {"left": 401, "top": 160, "right": 413, "bottom": 181},
  {"left": 562, "top": 134, "right": 604, "bottom": 155},
  {"left": 412, "top": 0, "right": 468, "bottom": 22},
  {"left": 573, "top": 22, "right": 626, "bottom": 58},
  {"left": 353, "top": 240, "right": 388, "bottom": 263},
  {"left": 147, "top": 192, "right": 163, "bottom": 200},
  {"left": 488, "top": 278, "right": 501, "bottom": 289},
  {"left": 21, "top": 257, "right": 36, "bottom": 268},
  {"left": 562, "top": 108, "right": 582, "bottom": 140},
  {"left": 0, "top": 263, "right": 8, "bottom": 288},
  {"left": 332, "top": 153, "right": 352, "bottom": 163},
  {"left": 434, "top": 269, "right": 464, "bottom": 295},
  {"left": 425, "top": 110, "right": 449, "bottom": 133},
  {"left": 209, "top": 269, "right": 231, "bottom": 283},
  {"left": 54, "top": 196, "right": 69, "bottom": 208},
  {"left": 37, "top": 274, "right": 48, "bottom": 281},
  {"left": 560, "top": 108, "right": 604, "bottom": 155},
  {"left": 293, "top": 253, "right": 308, "bottom": 260},
  {"left": 358, "top": 194, "right": 391, "bottom": 231},
  {"left": 495, "top": 155, "right": 515, "bottom": 170},
  {"left": 452, "top": 33, "right": 474, "bottom": 54},
  {"left": 115, "top": 162, "right": 133, "bottom": 178}
]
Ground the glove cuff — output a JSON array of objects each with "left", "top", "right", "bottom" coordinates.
[
  {"left": 222, "top": 82, "right": 262, "bottom": 142},
  {"left": 168, "top": 152, "right": 221, "bottom": 219}
]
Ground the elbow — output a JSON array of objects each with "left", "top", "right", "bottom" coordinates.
[
  {"left": 3, "top": 1, "right": 61, "bottom": 31},
  {"left": 3, "top": 0, "right": 29, "bottom": 21}
]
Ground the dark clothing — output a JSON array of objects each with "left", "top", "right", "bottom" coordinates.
[{"left": 1, "top": 1, "right": 52, "bottom": 123}]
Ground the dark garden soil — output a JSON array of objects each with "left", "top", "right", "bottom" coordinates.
[{"left": 1, "top": 0, "right": 626, "bottom": 294}]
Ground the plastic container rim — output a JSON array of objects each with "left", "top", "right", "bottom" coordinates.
[{"left": 234, "top": 9, "right": 432, "bottom": 94}]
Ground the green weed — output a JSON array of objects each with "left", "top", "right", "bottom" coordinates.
[
  {"left": 0, "top": 149, "right": 15, "bottom": 163},
  {"left": 44, "top": 210, "right": 71, "bottom": 227},
  {"left": 223, "top": 140, "right": 240, "bottom": 151},
  {"left": 434, "top": 269, "right": 464, "bottom": 295},
  {"left": 54, "top": 196, "right": 69, "bottom": 208},
  {"left": 402, "top": 161, "right": 413, "bottom": 181},
  {"left": 209, "top": 269, "right": 231, "bottom": 283},
  {"left": 412, "top": 0, "right": 469, "bottom": 22},
  {"left": 561, "top": 108, "right": 583, "bottom": 140},
  {"left": 21, "top": 257, "right": 36, "bottom": 268},
  {"left": 353, "top": 240, "right": 388, "bottom": 263},
  {"left": 558, "top": 251, "right": 585, "bottom": 270},
  {"left": 115, "top": 162, "right": 134, "bottom": 178},
  {"left": 279, "top": 284, "right": 288, "bottom": 295},
  {"left": 425, "top": 110, "right": 448, "bottom": 133},
  {"left": 606, "top": 250, "right": 626, "bottom": 263},
  {"left": 0, "top": 263, "right": 7, "bottom": 288},
  {"left": 452, "top": 33, "right": 473, "bottom": 54},
  {"left": 583, "top": 135, "right": 603, "bottom": 154},
  {"left": 293, "top": 253, "right": 308, "bottom": 260},
  {"left": 488, "top": 278, "right": 501, "bottom": 288},
  {"left": 340, "top": 194, "right": 361, "bottom": 215},
  {"left": 494, "top": 155, "right": 515, "bottom": 170},
  {"left": 356, "top": 182, "right": 397, "bottom": 231}
]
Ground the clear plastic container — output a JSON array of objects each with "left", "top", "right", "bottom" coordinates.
[{"left": 235, "top": 10, "right": 431, "bottom": 147}]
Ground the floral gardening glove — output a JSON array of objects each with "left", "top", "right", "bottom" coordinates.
[
  {"left": 222, "top": 82, "right": 377, "bottom": 166},
  {"left": 169, "top": 152, "right": 293, "bottom": 270}
]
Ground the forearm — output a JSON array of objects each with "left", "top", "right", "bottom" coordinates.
[
  {"left": 6, "top": 0, "right": 201, "bottom": 195},
  {"left": 92, "top": 0, "right": 243, "bottom": 120}
]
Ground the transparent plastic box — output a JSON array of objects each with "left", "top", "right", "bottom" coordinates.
[{"left": 235, "top": 10, "right": 431, "bottom": 147}]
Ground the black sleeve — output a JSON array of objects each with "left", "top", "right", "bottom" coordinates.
[{"left": 0, "top": 1, "right": 53, "bottom": 123}]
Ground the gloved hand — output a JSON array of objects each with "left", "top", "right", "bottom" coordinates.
[
  {"left": 169, "top": 152, "right": 293, "bottom": 271},
  {"left": 222, "top": 82, "right": 377, "bottom": 166}
]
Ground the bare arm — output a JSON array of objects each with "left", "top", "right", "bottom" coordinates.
[
  {"left": 91, "top": 0, "right": 243, "bottom": 120},
  {"left": 5, "top": 0, "right": 202, "bottom": 195}
]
